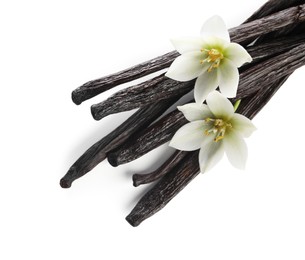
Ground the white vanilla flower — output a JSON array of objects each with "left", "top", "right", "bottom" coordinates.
[
  {"left": 166, "top": 15, "right": 252, "bottom": 104},
  {"left": 169, "top": 91, "right": 256, "bottom": 173}
]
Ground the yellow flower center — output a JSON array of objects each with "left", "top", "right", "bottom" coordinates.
[
  {"left": 200, "top": 48, "right": 224, "bottom": 72},
  {"left": 204, "top": 118, "right": 232, "bottom": 142}
]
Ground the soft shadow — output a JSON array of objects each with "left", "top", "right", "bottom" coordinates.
[
  {"left": 62, "top": 110, "right": 135, "bottom": 171},
  {"left": 125, "top": 182, "right": 154, "bottom": 211},
  {"left": 123, "top": 144, "right": 176, "bottom": 180}
]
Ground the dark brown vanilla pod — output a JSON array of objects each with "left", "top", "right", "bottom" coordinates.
[
  {"left": 60, "top": 96, "right": 181, "bottom": 188},
  {"left": 238, "top": 74, "right": 291, "bottom": 120},
  {"left": 71, "top": 51, "right": 179, "bottom": 105},
  {"left": 230, "top": 4, "right": 305, "bottom": 44},
  {"left": 246, "top": 33, "right": 305, "bottom": 64},
  {"left": 107, "top": 109, "right": 188, "bottom": 167},
  {"left": 242, "top": 0, "right": 305, "bottom": 44},
  {"left": 294, "top": 22, "right": 305, "bottom": 34},
  {"left": 237, "top": 43, "right": 305, "bottom": 99},
  {"left": 253, "top": 21, "right": 305, "bottom": 48},
  {"left": 132, "top": 150, "right": 189, "bottom": 187},
  {"left": 244, "top": 0, "right": 305, "bottom": 23},
  {"left": 126, "top": 151, "right": 199, "bottom": 227},
  {"left": 91, "top": 77, "right": 195, "bottom": 121},
  {"left": 71, "top": 4, "right": 305, "bottom": 105}
]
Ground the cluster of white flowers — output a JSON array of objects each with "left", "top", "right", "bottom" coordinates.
[{"left": 167, "top": 16, "right": 256, "bottom": 173}]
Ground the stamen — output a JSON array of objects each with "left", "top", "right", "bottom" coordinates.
[
  {"left": 214, "top": 136, "right": 224, "bottom": 142},
  {"left": 203, "top": 118, "right": 232, "bottom": 142},
  {"left": 214, "top": 128, "right": 226, "bottom": 142},
  {"left": 200, "top": 48, "right": 224, "bottom": 72}
]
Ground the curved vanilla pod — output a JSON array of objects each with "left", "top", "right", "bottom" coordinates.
[
  {"left": 107, "top": 109, "right": 188, "bottom": 167},
  {"left": 132, "top": 150, "right": 189, "bottom": 187},
  {"left": 244, "top": 0, "right": 305, "bottom": 23},
  {"left": 237, "top": 43, "right": 305, "bottom": 98},
  {"left": 126, "top": 151, "right": 199, "bottom": 227},
  {"left": 60, "top": 96, "right": 180, "bottom": 188},
  {"left": 91, "top": 76, "right": 194, "bottom": 120},
  {"left": 71, "top": 51, "right": 179, "bottom": 105}
]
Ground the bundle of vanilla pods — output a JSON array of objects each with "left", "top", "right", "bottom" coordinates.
[{"left": 61, "top": 0, "right": 305, "bottom": 226}]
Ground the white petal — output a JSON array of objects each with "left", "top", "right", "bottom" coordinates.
[
  {"left": 218, "top": 58, "right": 239, "bottom": 98},
  {"left": 199, "top": 138, "right": 224, "bottom": 173},
  {"left": 206, "top": 91, "right": 234, "bottom": 119},
  {"left": 200, "top": 15, "right": 230, "bottom": 42},
  {"left": 225, "top": 42, "right": 253, "bottom": 67},
  {"left": 223, "top": 130, "right": 248, "bottom": 170},
  {"left": 165, "top": 51, "right": 204, "bottom": 81},
  {"left": 177, "top": 103, "right": 213, "bottom": 121},
  {"left": 169, "top": 121, "right": 206, "bottom": 151},
  {"left": 230, "top": 113, "right": 256, "bottom": 137},
  {"left": 171, "top": 37, "right": 204, "bottom": 54},
  {"left": 194, "top": 70, "right": 219, "bottom": 104}
]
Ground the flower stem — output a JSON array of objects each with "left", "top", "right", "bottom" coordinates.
[{"left": 233, "top": 100, "right": 241, "bottom": 112}]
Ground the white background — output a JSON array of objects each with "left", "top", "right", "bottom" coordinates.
[{"left": 1, "top": 0, "right": 305, "bottom": 259}]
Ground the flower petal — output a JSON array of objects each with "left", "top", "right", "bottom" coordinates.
[
  {"left": 169, "top": 121, "right": 207, "bottom": 151},
  {"left": 199, "top": 138, "right": 224, "bottom": 173},
  {"left": 206, "top": 91, "right": 234, "bottom": 119},
  {"left": 230, "top": 113, "right": 256, "bottom": 137},
  {"left": 200, "top": 15, "right": 230, "bottom": 42},
  {"left": 165, "top": 51, "right": 204, "bottom": 81},
  {"left": 177, "top": 103, "right": 213, "bottom": 121},
  {"left": 218, "top": 58, "right": 239, "bottom": 98},
  {"left": 171, "top": 37, "right": 205, "bottom": 54},
  {"left": 225, "top": 42, "right": 253, "bottom": 67},
  {"left": 223, "top": 130, "right": 248, "bottom": 170},
  {"left": 202, "top": 36, "right": 229, "bottom": 52},
  {"left": 194, "top": 70, "right": 219, "bottom": 104}
]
